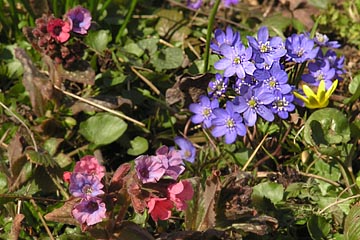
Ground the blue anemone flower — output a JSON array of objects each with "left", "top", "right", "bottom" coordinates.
[{"left": 211, "top": 101, "right": 246, "bottom": 144}]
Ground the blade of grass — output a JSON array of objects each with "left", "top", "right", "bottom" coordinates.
[
  {"left": 115, "top": 0, "right": 138, "bottom": 43},
  {"left": 203, "top": 0, "right": 221, "bottom": 73}
]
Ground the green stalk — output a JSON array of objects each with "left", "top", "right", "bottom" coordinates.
[
  {"left": 115, "top": 0, "right": 138, "bottom": 43},
  {"left": 203, "top": 0, "right": 221, "bottom": 73}
]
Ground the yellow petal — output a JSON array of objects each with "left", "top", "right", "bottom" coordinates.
[
  {"left": 325, "top": 80, "right": 338, "bottom": 99},
  {"left": 302, "top": 84, "right": 317, "bottom": 100},
  {"left": 293, "top": 91, "right": 310, "bottom": 105},
  {"left": 317, "top": 80, "right": 326, "bottom": 101}
]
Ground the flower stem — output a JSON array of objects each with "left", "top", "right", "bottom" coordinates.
[
  {"left": 203, "top": 0, "right": 221, "bottom": 73},
  {"left": 115, "top": 0, "right": 138, "bottom": 43}
]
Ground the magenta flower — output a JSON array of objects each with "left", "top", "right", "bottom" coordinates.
[
  {"left": 147, "top": 197, "right": 174, "bottom": 222},
  {"left": 47, "top": 18, "right": 71, "bottom": 43},
  {"left": 135, "top": 155, "right": 166, "bottom": 184},
  {"left": 74, "top": 155, "right": 105, "bottom": 181},
  {"left": 174, "top": 136, "right": 196, "bottom": 163},
  {"left": 72, "top": 197, "right": 106, "bottom": 227},
  {"left": 66, "top": 6, "right": 92, "bottom": 34},
  {"left": 69, "top": 173, "right": 104, "bottom": 198},
  {"left": 156, "top": 146, "right": 185, "bottom": 180},
  {"left": 168, "top": 180, "right": 194, "bottom": 211}
]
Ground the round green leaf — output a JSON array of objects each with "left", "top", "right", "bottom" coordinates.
[
  {"left": 127, "top": 136, "right": 148, "bottom": 156},
  {"left": 85, "top": 30, "right": 112, "bottom": 53},
  {"left": 304, "top": 108, "right": 350, "bottom": 146},
  {"left": 79, "top": 113, "right": 128, "bottom": 146},
  {"left": 252, "top": 182, "right": 284, "bottom": 205}
]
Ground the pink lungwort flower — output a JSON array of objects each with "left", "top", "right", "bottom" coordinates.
[
  {"left": 74, "top": 155, "right": 106, "bottom": 181},
  {"left": 72, "top": 197, "right": 106, "bottom": 228},
  {"left": 47, "top": 18, "right": 71, "bottom": 43},
  {"left": 135, "top": 155, "right": 166, "bottom": 184},
  {"left": 147, "top": 197, "right": 174, "bottom": 222},
  {"left": 168, "top": 180, "right": 194, "bottom": 211},
  {"left": 156, "top": 146, "right": 185, "bottom": 180},
  {"left": 66, "top": 6, "right": 92, "bottom": 34}
]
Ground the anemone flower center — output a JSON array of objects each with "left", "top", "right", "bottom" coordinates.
[
  {"left": 297, "top": 48, "right": 305, "bottom": 57},
  {"left": 268, "top": 77, "right": 277, "bottom": 88},
  {"left": 275, "top": 98, "right": 288, "bottom": 111},
  {"left": 260, "top": 41, "right": 271, "bottom": 53},
  {"left": 226, "top": 118, "right": 235, "bottom": 129},
  {"left": 315, "top": 71, "right": 324, "bottom": 81},
  {"left": 248, "top": 97, "right": 258, "bottom": 108},
  {"left": 202, "top": 108, "right": 212, "bottom": 118},
  {"left": 233, "top": 56, "right": 241, "bottom": 64}
]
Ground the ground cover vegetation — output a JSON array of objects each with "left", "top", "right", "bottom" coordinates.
[{"left": 0, "top": 0, "right": 359, "bottom": 239}]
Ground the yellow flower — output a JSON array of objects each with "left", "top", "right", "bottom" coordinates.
[{"left": 293, "top": 80, "right": 338, "bottom": 109}]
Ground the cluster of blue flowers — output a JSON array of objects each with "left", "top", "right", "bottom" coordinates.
[{"left": 189, "top": 26, "right": 345, "bottom": 144}]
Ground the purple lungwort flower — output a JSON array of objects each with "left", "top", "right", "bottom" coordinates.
[
  {"left": 135, "top": 155, "right": 166, "bottom": 184},
  {"left": 69, "top": 173, "right": 104, "bottom": 198},
  {"left": 247, "top": 26, "right": 286, "bottom": 66},
  {"left": 233, "top": 86, "right": 275, "bottom": 126},
  {"left": 302, "top": 60, "right": 335, "bottom": 89},
  {"left": 174, "top": 136, "right": 196, "bottom": 163},
  {"left": 222, "top": 0, "right": 240, "bottom": 7},
  {"left": 285, "top": 33, "right": 319, "bottom": 63},
  {"left": 156, "top": 146, "right": 185, "bottom": 180},
  {"left": 271, "top": 93, "right": 295, "bottom": 119},
  {"left": 66, "top": 6, "right": 92, "bottom": 34},
  {"left": 187, "top": 0, "right": 203, "bottom": 9},
  {"left": 211, "top": 101, "right": 246, "bottom": 144},
  {"left": 254, "top": 61, "right": 292, "bottom": 95},
  {"left": 189, "top": 95, "right": 219, "bottom": 128},
  {"left": 72, "top": 197, "right": 106, "bottom": 227},
  {"left": 211, "top": 26, "right": 240, "bottom": 54},
  {"left": 214, "top": 41, "right": 256, "bottom": 78},
  {"left": 208, "top": 73, "right": 229, "bottom": 98},
  {"left": 313, "top": 32, "right": 340, "bottom": 49}
]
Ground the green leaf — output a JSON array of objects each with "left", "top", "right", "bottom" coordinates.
[
  {"left": 307, "top": 215, "right": 331, "bottom": 240},
  {"left": 43, "top": 138, "right": 63, "bottom": 156},
  {"left": 252, "top": 182, "right": 284, "bottom": 205},
  {"left": 308, "top": 0, "right": 331, "bottom": 9},
  {"left": 25, "top": 149, "right": 56, "bottom": 167},
  {"left": 85, "top": 30, "right": 112, "bottom": 53},
  {"left": 344, "top": 205, "right": 360, "bottom": 240},
  {"left": 344, "top": 74, "right": 360, "bottom": 104},
  {"left": 151, "top": 47, "right": 183, "bottom": 71},
  {"left": 155, "top": 9, "right": 191, "bottom": 42},
  {"left": 137, "top": 38, "right": 158, "bottom": 55},
  {"left": 123, "top": 42, "right": 144, "bottom": 57},
  {"left": 79, "top": 112, "right": 128, "bottom": 146},
  {"left": 127, "top": 136, "right": 149, "bottom": 156},
  {"left": 304, "top": 108, "right": 350, "bottom": 146}
]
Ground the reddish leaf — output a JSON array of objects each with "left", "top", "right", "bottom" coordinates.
[
  {"left": 10, "top": 213, "right": 25, "bottom": 240},
  {"left": 44, "top": 198, "right": 79, "bottom": 226},
  {"left": 8, "top": 132, "right": 27, "bottom": 179},
  {"left": 185, "top": 171, "right": 222, "bottom": 231},
  {"left": 109, "top": 163, "right": 131, "bottom": 192},
  {"left": 14, "top": 48, "right": 55, "bottom": 117}
]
